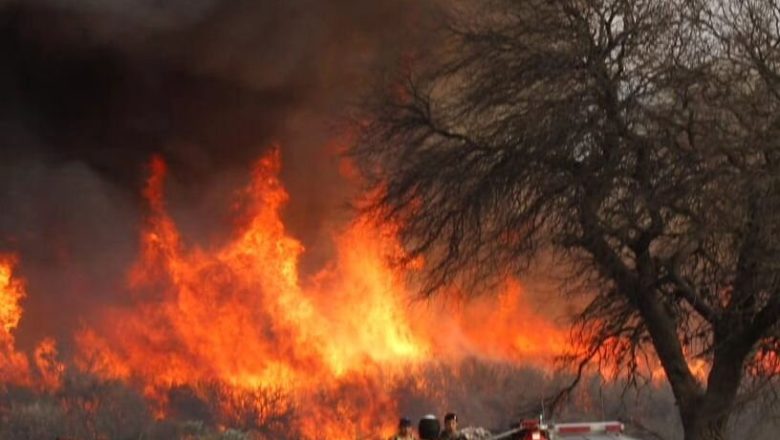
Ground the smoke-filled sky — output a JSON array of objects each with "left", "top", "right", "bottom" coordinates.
[{"left": 0, "top": 0, "right": 437, "bottom": 349}]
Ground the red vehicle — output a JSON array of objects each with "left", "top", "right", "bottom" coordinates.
[{"left": 493, "top": 419, "right": 641, "bottom": 440}]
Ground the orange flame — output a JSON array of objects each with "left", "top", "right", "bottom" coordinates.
[
  {"left": 33, "top": 337, "right": 65, "bottom": 391},
  {"left": 0, "top": 255, "right": 65, "bottom": 391},
  {"left": 65, "top": 149, "right": 573, "bottom": 437},
  {"left": 0, "top": 254, "right": 30, "bottom": 386},
  {"left": 0, "top": 255, "right": 24, "bottom": 336}
]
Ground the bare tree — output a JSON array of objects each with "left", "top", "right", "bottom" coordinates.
[
  {"left": 352, "top": 1, "right": 780, "bottom": 439},
  {"left": 58, "top": 373, "right": 152, "bottom": 440},
  {"left": 201, "top": 382, "right": 297, "bottom": 438}
]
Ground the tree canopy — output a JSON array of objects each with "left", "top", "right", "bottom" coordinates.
[{"left": 352, "top": 1, "right": 780, "bottom": 439}]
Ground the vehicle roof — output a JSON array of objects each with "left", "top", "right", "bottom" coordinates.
[{"left": 555, "top": 435, "right": 641, "bottom": 440}]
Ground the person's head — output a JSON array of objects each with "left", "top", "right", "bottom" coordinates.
[
  {"left": 418, "top": 414, "right": 441, "bottom": 439},
  {"left": 399, "top": 417, "right": 413, "bottom": 435},
  {"left": 444, "top": 413, "right": 458, "bottom": 431}
]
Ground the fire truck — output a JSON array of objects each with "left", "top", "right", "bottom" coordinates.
[{"left": 490, "top": 419, "right": 642, "bottom": 440}]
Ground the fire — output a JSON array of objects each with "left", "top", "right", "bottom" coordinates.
[
  {"left": 309, "top": 218, "right": 431, "bottom": 374},
  {"left": 0, "top": 255, "right": 64, "bottom": 391},
  {"left": 0, "top": 255, "right": 24, "bottom": 337},
  {"left": 447, "top": 281, "right": 571, "bottom": 367},
  {"left": 33, "top": 337, "right": 65, "bottom": 391},
  {"left": 0, "top": 254, "right": 30, "bottom": 386},
  {"left": 3, "top": 148, "right": 576, "bottom": 438},
  {"left": 65, "top": 149, "right": 430, "bottom": 435}
]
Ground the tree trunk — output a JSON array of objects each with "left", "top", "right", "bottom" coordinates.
[
  {"left": 682, "top": 405, "right": 729, "bottom": 440},
  {"left": 679, "top": 339, "right": 749, "bottom": 440}
]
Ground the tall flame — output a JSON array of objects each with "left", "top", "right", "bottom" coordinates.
[
  {"left": 0, "top": 255, "right": 65, "bottom": 391},
  {"left": 0, "top": 254, "right": 30, "bottom": 386},
  {"left": 67, "top": 149, "right": 572, "bottom": 436}
]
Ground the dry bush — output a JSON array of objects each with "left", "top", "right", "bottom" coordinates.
[
  {"left": 0, "top": 399, "right": 67, "bottom": 440},
  {"left": 167, "top": 381, "right": 298, "bottom": 439},
  {"left": 58, "top": 372, "right": 152, "bottom": 440}
]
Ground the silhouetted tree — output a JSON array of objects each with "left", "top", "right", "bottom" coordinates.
[{"left": 353, "top": 1, "right": 780, "bottom": 439}]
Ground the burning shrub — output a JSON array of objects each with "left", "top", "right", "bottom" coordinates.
[
  {"left": 57, "top": 372, "right": 152, "bottom": 440},
  {"left": 164, "top": 381, "right": 299, "bottom": 438},
  {"left": 168, "top": 385, "right": 217, "bottom": 427},
  {"left": 199, "top": 381, "right": 297, "bottom": 438}
]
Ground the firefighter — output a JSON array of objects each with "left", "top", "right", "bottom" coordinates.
[
  {"left": 438, "top": 412, "right": 464, "bottom": 440},
  {"left": 390, "top": 417, "right": 416, "bottom": 440},
  {"left": 419, "top": 414, "right": 441, "bottom": 439}
]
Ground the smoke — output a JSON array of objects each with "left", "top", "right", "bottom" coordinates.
[{"left": 0, "top": 0, "right": 436, "bottom": 351}]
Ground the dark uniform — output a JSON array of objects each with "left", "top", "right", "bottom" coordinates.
[
  {"left": 438, "top": 431, "right": 464, "bottom": 440},
  {"left": 439, "top": 412, "right": 464, "bottom": 440}
]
